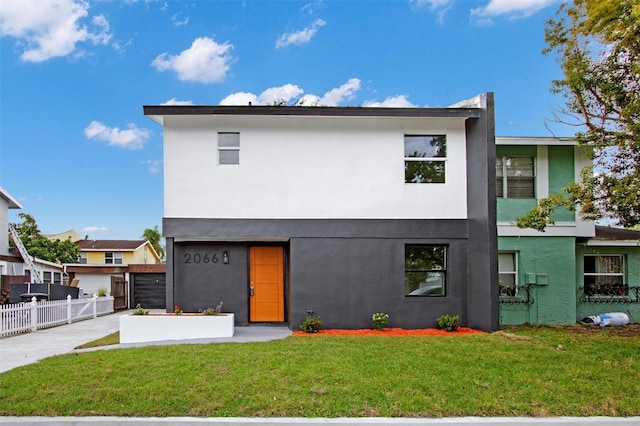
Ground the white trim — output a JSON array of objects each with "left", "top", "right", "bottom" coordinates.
[
  {"left": 496, "top": 136, "right": 575, "bottom": 146},
  {"left": 0, "top": 186, "right": 22, "bottom": 209},
  {"left": 587, "top": 240, "right": 640, "bottom": 247},
  {"left": 498, "top": 222, "right": 580, "bottom": 237}
]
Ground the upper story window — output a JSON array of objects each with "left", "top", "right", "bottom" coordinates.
[
  {"left": 78, "top": 252, "right": 88, "bottom": 264},
  {"left": 105, "top": 252, "right": 123, "bottom": 265},
  {"left": 218, "top": 132, "right": 240, "bottom": 165},
  {"left": 404, "top": 135, "right": 446, "bottom": 183},
  {"left": 496, "top": 156, "right": 535, "bottom": 198},
  {"left": 42, "top": 271, "right": 62, "bottom": 284},
  {"left": 405, "top": 245, "right": 447, "bottom": 296},
  {"left": 584, "top": 254, "right": 626, "bottom": 296}
]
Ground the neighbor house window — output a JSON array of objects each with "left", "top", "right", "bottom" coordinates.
[
  {"left": 584, "top": 254, "right": 626, "bottom": 296},
  {"left": 496, "top": 156, "right": 535, "bottom": 198},
  {"left": 218, "top": 132, "right": 240, "bottom": 165},
  {"left": 105, "top": 252, "right": 123, "bottom": 265},
  {"left": 405, "top": 245, "right": 447, "bottom": 296},
  {"left": 78, "top": 253, "right": 87, "bottom": 264},
  {"left": 498, "top": 252, "right": 517, "bottom": 296},
  {"left": 404, "top": 135, "right": 446, "bottom": 183},
  {"left": 43, "top": 271, "right": 52, "bottom": 283}
]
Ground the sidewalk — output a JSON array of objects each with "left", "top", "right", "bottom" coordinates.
[{"left": 0, "top": 311, "right": 291, "bottom": 374}]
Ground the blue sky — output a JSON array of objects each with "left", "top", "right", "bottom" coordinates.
[{"left": 0, "top": 0, "right": 568, "bottom": 240}]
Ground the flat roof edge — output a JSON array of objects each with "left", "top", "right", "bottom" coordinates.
[{"left": 142, "top": 105, "right": 481, "bottom": 119}]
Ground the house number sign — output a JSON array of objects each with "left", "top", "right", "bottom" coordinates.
[{"left": 183, "top": 252, "right": 220, "bottom": 264}]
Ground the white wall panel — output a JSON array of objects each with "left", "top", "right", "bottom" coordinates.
[{"left": 164, "top": 115, "right": 469, "bottom": 219}]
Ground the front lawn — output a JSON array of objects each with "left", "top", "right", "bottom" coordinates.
[{"left": 0, "top": 325, "right": 638, "bottom": 417}]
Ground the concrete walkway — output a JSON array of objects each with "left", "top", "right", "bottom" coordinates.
[{"left": 0, "top": 310, "right": 292, "bottom": 374}]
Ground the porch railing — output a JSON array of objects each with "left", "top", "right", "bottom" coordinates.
[{"left": 0, "top": 295, "right": 115, "bottom": 338}]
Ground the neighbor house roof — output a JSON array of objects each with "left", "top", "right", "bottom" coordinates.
[
  {"left": 76, "top": 240, "right": 147, "bottom": 251},
  {"left": 0, "top": 186, "right": 22, "bottom": 209},
  {"left": 129, "top": 264, "right": 166, "bottom": 273},
  {"left": 587, "top": 226, "right": 640, "bottom": 247}
]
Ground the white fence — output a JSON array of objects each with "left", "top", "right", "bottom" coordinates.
[{"left": 0, "top": 295, "right": 115, "bottom": 337}]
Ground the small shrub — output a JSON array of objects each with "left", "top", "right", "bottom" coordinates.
[
  {"left": 132, "top": 304, "right": 149, "bottom": 315},
  {"left": 97, "top": 287, "right": 108, "bottom": 297},
  {"left": 200, "top": 302, "right": 223, "bottom": 316},
  {"left": 436, "top": 314, "right": 460, "bottom": 332},
  {"left": 173, "top": 305, "right": 183, "bottom": 315},
  {"left": 372, "top": 312, "right": 389, "bottom": 331},
  {"left": 299, "top": 316, "right": 323, "bottom": 333}
]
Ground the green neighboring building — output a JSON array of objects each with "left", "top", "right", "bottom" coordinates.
[{"left": 496, "top": 137, "right": 640, "bottom": 325}]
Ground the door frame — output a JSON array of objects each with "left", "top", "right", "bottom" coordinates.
[{"left": 248, "top": 244, "right": 288, "bottom": 323}]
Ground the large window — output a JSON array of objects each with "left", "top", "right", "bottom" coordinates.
[
  {"left": 496, "top": 156, "right": 535, "bottom": 198},
  {"left": 584, "top": 255, "right": 626, "bottom": 296},
  {"left": 404, "top": 135, "right": 446, "bottom": 183},
  {"left": 405, "top": 245, "right": 447, "bottom": 296},
  {"left": 218, "top": 132, "right": 240, "bottom": 165},
  {"left": 498, "top": 252, "right": 517, "bottom": 296},
  {"left": 105, "top": 252, "right": 123, "bottom": 265}
]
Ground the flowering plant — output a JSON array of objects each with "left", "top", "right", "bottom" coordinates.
[
  {"left": 372, "top": 312, "right": 389, "bottom": 331},
  {"left": 173, "top": 304, "right": 183, "bottom": 315},
  {"left": 299, "top": 316, "right": 323, "bottom": 333}
]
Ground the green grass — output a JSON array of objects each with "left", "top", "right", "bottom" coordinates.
[
  {"left": 74, "top": 332, "right": 119, "bottom": 349},
  {"left": 1, "top": 327, "right": 639, "bottom": 417}
]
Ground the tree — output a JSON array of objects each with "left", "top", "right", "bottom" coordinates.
[
  {"left": 518, "top": 0, "right": 640, "bottom": 231},
  {"left": 12, "top": 213, "right": 79, "bottom": 264},
  {"left": 142, "top": 225, "right": 165, "bottom": 261}
]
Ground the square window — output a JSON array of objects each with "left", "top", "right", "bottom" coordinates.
[
  {"left": 496, "top": 156, "right": 535, "bottom": 198},
  {"left": 584, "top": 255, "right": 626, "bottom": 296},
  {"left": 78, "top": 253, "right": 87, "bottom": 264},
  {"left": 404, "top": 135, "right": 446, "bottom": 183},
  {"left": 405, "top": 245, "right": 447, "bottom": 296},
  {"left": 105, "top": 252, "right": 123, "bottom": 265},
  {"left": 218, "top": 132, "right": 240, "bottom": 165}
]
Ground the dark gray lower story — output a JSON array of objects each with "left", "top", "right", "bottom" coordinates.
[{"left": 164, "top": 218, "right": 498, "bottom": 332}]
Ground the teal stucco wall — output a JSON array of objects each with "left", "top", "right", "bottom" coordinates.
[{"left": 498, "top": 236, "right": 577, "bottom": 325}]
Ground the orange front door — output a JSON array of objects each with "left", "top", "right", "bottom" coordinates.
[{"left": 249, "top": 246, "right": 284, "bottom": 322}]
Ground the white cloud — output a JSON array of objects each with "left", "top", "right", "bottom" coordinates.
[
  {"left": 84, "top": 121, "right": 151, "bottom": 150},
  {"left": 143, "top": 159, "right": 162, "bottom": 175},
  {"left": 410, "top": 0, "right": 453, "bottom": 8},
  {"left": 316, "top": 78, "right": 361, "bottom": 106},
  {"left": 151, "top": 37, "right": 233, "bottom": 83},
  {"left": 363, "top": 95, "right": 417, "bottom": 108},
  {"left": 276, "top": 19, "right": 326, "bottom": 49},
  {"left": 171, "top": 13, "right": 189, "bottom": 27},
  {"left": 82, "top": 226, "right": 109, "bottom": 235},
  {"left": 471, "top": 0, "right": 558, "bottom": 21},
  {"left": 161, "top": 98, "right": 194, "bottom": 106},
  {"left": 219, "top": 92, "right": 258, "bottom": 106},
  {"left": 0, "top": 0, "right": 112, "bottom": 62},
  {"left": 219, "top": 79, "right": 360, "bottom": 107}
]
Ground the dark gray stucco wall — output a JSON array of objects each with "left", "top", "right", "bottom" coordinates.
[
  {"left": 464, "top": 92, "right": 499, "bottom": 331},
  {"left": 289, "top": 237, "right": 467, "bottom": 330},
  {"left": 172, "top": 242, "right": 249, "bottom": 325}
]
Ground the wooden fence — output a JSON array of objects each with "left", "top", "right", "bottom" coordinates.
[{"left": 0, "top": 295, "right": 115, "bottom": 337}]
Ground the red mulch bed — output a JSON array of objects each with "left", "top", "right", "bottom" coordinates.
[{"left": 293, "top": 327, "right": 484, "bottom": 336}]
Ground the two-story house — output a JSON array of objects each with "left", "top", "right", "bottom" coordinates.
[
  {"left": 496, "top": 137, "right": 640, "bottom": 324},
  {"left": 144, "top": 93, "right": 498, "bottom": 331}
]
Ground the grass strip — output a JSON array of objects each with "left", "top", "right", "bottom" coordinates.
[{"left": 0, "top": 327, "right": 638, "bottom": 417}]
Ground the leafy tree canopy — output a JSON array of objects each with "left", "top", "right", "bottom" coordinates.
[
  {"left": 12, "top": 213, "right": 79, "bottom": 264},
  {"left": 142, "top": 225, "right": 165, "bottom": 261},
  {"left": 518, "top": 0, "right": 640, "bottom": 231}
]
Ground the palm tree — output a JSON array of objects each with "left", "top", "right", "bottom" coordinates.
[{"left": 142, "top": 225, "right": 165, "bottom": 262}]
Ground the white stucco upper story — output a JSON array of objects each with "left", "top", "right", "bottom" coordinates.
[{"left": 161, "top": 114, "right": 472, "bottom": 220}]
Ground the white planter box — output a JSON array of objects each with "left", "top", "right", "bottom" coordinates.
[{"left": 120, "top": 313, "right": 234, "bottom": 344}]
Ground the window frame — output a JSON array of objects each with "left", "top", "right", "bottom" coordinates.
[
  {"left": 498, "top": 251, "right": 518, "bottom": 297},
  {"left": 496, "top": 155, "right": 536, "bottom": 198},
  {"left": 404, "top": 134, "right": 447, "bottom": 184},
  {"left": 78, "top": 252, "right": 88, "bottom": 264},
  {"left": 105, "top": 252, "right": 123, "bottom": 265},
  {"left": 404, "top": 244, "right": 448, "bottom": 297},
  {"left": 583, "top": 254, "right": 626, "bottom": 296},
  {"left": 218, "top": 132, "right": 240, "bottom": 165}
]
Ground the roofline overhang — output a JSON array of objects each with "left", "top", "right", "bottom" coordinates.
[
  {"left": 0, "top": 186, "right": 22, "bottom": 209},
  {"left": 143, "top": 105, "right": 482, "bottom": 126}
]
